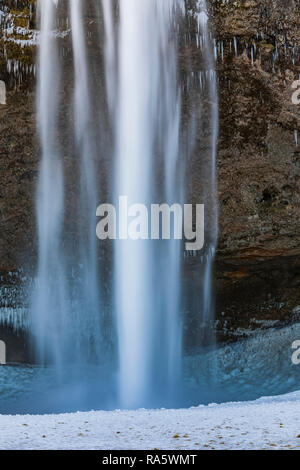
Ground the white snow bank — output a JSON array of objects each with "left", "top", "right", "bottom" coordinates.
[{"left": 0, "top": 391, "right": 300, "bottom": 450}]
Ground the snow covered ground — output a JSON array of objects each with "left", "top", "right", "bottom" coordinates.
[{"left": 0, "top": 391, "right": 300, "bottom": 450}]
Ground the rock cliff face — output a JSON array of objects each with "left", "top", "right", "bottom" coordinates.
[
  {"left": 184, "top": 0, "right": 300, "bottom": 345},
  {"left": 0, "top": 0, "right": 299, "bottom": 354}
]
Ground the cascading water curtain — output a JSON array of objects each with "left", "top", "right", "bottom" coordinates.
[
  {"left": 32, "top": 0, "right": 103, "bottom": 368},
  {"left": 32, "top": 0, "right": 67, "bottom": 365},
  {"left": 197, "top": 2, "right": 219, "bottom": 338},
  {"left": 70, "top": 0, "right": 102, "bottom": 363},
  {"left": 32, "top": 0, "right": 218, "bottom": 409},
  {"left": 103, "top": 0, "right": 218, "bottom": 408},
  {"left": 103, "top": 0, "right": 183, "bottom": 409}
]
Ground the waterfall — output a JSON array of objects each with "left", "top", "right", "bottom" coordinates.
[
  {"left": 197, "top": 2, "right": 219, "bottom": 335},
  {"left": 32, "top": 0, "right": 66, "bottom": 365},
  {"left": 102, "top": 0, "right": 185, "bottom": 408},
  {"left": 31, "top": 0, "right": 218, "bottom": 410},
  {"left": 70, "top": 0, "right": 102, "bottom": 363},
  {"left": 103, "top": 0, "right": 218, "bottom": 408},
  {"left": 32, "top": 0, "right": 102, "bottom": 367}
]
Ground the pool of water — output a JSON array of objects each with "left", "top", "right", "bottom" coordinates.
[{"left": 0, "top": 323, "right": 299, "bottom": 414}]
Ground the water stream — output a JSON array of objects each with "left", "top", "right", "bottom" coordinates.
[{"left": 28, "top": 0, "right": 218, "bottom": 410}]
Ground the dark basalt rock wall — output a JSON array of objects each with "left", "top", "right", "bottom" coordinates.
[
  {"left": 0, "top": 325, "right": 30, "bottom": 363},
  {"left": 213, "top": 0, "right": 300, "bottom": 342},
  {"left": 183, "top": 0, "right": 300, "bottom": 346},
  {"left": 0, "top": 0, "right": 299, "bottom": 353}
]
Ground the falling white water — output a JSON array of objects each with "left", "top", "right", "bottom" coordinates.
[
  {"left": 32, "top": 0, "right": 218, "bottom": 409},
  {"left": 70, "top": 0, "right": 102, "bottom": 362},
  {"left": 196, "top": 0, "right": 219, "bottom": 330},
  {"left": 103, "top": 0, "right": 185, "bottom": 408},
  {"left": 102, "top": 0, "right": 117, "bottom": 119},
  {"left": 102, "top": 0, "right": 219, "bottom": 408},
  {"left": 32, "top": 0, "right": 66, "bottom": 364},
  {"left": 32, "top": 0, "right": 102, "bottom": 367}
]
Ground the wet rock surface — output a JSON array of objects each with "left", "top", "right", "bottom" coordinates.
[
  {"left": 0, "top": 325, "right": 29, "bottom": 363},
  {"left": 0, "top": 0, "right": 300, "bottom": 353}
]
